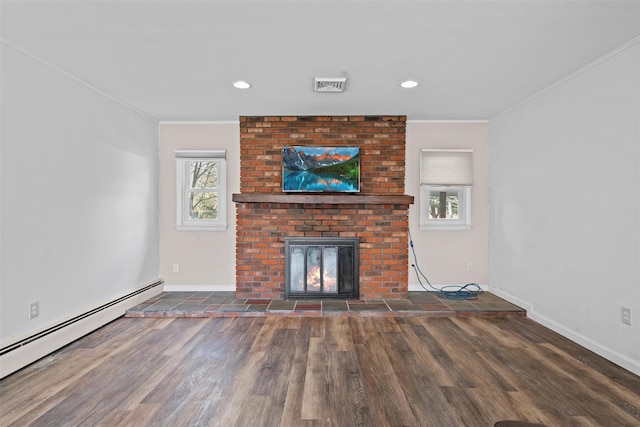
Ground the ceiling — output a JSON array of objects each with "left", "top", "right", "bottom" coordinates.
[{"left": 2, "top": 1, "right": 639, "bottom": 122}]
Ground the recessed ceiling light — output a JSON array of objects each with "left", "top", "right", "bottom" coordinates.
[
  {"left": 400, "top": 80, "right": 418, "bottom": 88},
  {"left": 233, "top": 81, "right": 251, "bottom": 89}
]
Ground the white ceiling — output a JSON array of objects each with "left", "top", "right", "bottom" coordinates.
[{"left": 2, "top": 1, "right": 639, "bottom": 122}]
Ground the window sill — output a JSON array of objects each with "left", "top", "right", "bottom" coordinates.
[
  {"left": 176, "top": 224, "right": 228, "bottom": 232},
  {"left": 419, "top": 224, "right": 472, "bottom": 231}
]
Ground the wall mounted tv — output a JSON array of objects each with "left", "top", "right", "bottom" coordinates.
[{"left": 282, "top": 146, "right": 360, "bottom": 193}]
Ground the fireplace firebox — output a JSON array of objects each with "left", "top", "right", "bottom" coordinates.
[{"left": 284, "top": 237, "right": 359, "bottom": 299}]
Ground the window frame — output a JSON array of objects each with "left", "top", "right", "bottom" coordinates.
[
  {"left": 175, "top": 150, "right": 227, "bottom": 231},
  {"left": 419, "top": 148, "right": 473, "bottom": 231},
  {"left": 419, "top": 185, "right": 472, "bottom": 231}
]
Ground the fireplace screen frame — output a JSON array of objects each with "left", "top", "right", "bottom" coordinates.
[{"left": 284, "top": 237, "right": 359, "bottom": 299}]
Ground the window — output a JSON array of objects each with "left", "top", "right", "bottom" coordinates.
[
  {"left": 175, "top": 150, "right": 227, "bottom": 231},
  {"left": 420, "top": 186, "right": 471, "bottom": 229},
  {"left": 420, "top": 149, "right": 472, "bottom": 230}
]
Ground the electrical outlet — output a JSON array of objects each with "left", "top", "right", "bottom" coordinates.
[
  {"left": 621, "top": 307, "right": 631, "bottom": 325},
  {"left": 173, "top": 263, "right": 179, "bottom": 273},
  {"left": 467, "top": 263, "right": 473, "bottom": 272},
  {"left": 29, "top": 302, "right": 39, "bottom": 319}
]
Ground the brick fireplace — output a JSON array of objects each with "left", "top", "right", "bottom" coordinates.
[{"left": 233, "top": 115, "right": 413, "bottom": 300}]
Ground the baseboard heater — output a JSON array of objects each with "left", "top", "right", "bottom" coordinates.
[{"left": 0, "top": 280, "right": 163, "bottom": 357}]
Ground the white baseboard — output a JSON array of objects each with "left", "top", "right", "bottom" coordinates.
[
  {"left": 485, "top": 287, "right": 533, "bottom": 311},
  {"left": 162, "top": 284, "right": 235, "bottom": 292},
  {"left": 489, "top": 287, "right": 640, "bottom": 377},
  {"left": 0, "top": 281, "right": 163, "bottom": 379}
]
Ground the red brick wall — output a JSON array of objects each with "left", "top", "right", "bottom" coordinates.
[{"left": 236, "top": 116, "right": 410, "bottom": 299}]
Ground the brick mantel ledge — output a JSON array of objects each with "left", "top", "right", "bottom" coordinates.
[{"left": 232, "top": 193, "right": 414, "bottom": 205}]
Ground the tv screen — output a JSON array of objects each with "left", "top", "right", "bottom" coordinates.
[{"left": 282, "top": 146, "right": 360, "bottom": 192}]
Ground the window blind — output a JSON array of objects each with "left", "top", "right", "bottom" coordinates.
[
  {"left": 175, "top": 150, "right": 226, "bottom": 160},
  {"left": 420, "top": 149, "right": 473, "bottom": 186}
]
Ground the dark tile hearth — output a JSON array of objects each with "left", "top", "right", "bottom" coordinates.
[{"left": 125, "top": 291, "right": 525, "bottom": 318}]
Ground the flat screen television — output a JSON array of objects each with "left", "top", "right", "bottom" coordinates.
[{"left": 282, "top": 146, "right": 360, "bottom": 192}]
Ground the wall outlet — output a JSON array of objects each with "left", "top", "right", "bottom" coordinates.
[
  {"left": 467, "top": 263, "right": 473, "bottom": 272},
  {"left": 173, "top": 263, "right": 180, "bottom": 273},
  {"left": 29, "top": 302, "right": 39, "bottom": 319},
  {"left": 621, "top": 307, "right": 631, "bottom": 325}
]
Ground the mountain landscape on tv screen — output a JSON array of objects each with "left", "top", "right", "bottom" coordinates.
[{"left": 282, "top": 146, "right": 360, "bottom": 192}]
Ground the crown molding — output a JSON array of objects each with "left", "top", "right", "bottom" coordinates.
[
  {"left": 1, "top": 39, "right": 158, "bottom": 123},
  {"left": 163, "top": 119, "right": 489, "bottom": 125},
  {"left": 408, "top": 120, "right": 489, "bottom": 124},
  {"left": 159, "top": 120, "right": 239, "bottom": 125},
  {"left": 491, "top": 35, "right": 640, "bottom": 122}
]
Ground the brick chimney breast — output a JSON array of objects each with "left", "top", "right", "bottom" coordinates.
[{"left": 235, "top": 116, "right": 412, "bottom": 300}]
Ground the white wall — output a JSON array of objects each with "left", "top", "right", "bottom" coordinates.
[
  {"left": 406, "top": 122, "right": 489, "bottom": 289},
  {"left": 159, "top": 123, "right": 239, "bottom": 290},
  {"left": 489, "top": 40, "right": 640, "bottom": 375},
  {"left": 0, "top": 44, "right": 160, "bottom": 346}
]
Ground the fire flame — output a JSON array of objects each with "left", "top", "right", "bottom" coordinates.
[{"left": 306, "top": 266, "right": 337, "bottom": 293}]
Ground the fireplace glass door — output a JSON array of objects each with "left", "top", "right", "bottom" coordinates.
[{"left": 285, "top": 237, "right": 358, "bottom": 299}]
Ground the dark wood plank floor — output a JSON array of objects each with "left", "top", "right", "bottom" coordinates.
[{"left": 1, "top": 317, "right": 639, "bottom": 426}]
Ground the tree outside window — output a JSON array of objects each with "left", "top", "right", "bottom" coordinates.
[
  {"left": 188, "top": 161, "right": 219, "bottom": 220},
  {"left": 429, "top": 190, "right": 459, "bottom": 220}
]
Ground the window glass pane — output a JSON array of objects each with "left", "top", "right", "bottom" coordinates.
[
  {"left": 190, "top": 161, "right": 218, "bottom": 189},
  {"left": 428, "top": 191, "right": 459, "bottom": 220},
  {"left": 290, "top": 247, "right": 305, "bottom": 293},
  {"left": 322, "top": 247, "right": 338, "bottom": 293},
  {"left": 306, "top": 247, "right": 322, "bottom": 293},
  {"left": 188, "top": 192, "right": 218, "bottom": 220},
  {"left": 338, "top": 246, "right": 354, "bottom": 293}
]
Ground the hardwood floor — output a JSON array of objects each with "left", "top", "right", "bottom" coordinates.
[{"left": 1, "top": 316, "right": 639, "bottom": 426}]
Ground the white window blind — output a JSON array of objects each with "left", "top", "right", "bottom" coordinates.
[
  {"left": 420, "top": 149, "right": 473, "bottom": 186},
  {"left": 175, "top": 150, "right": 226, "bottom": 160}
]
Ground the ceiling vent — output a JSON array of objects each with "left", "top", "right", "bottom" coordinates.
[{"left": 314, "top": 77, "right": 347, "bottom": 93}]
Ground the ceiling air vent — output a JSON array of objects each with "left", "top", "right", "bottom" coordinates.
[{"left": 314, "top": 77, "right": 347, "bottom": 93}]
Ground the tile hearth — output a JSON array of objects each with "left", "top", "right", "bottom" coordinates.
[{"left": 125, "top": 291, "right": 525, "bottom": 318}]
